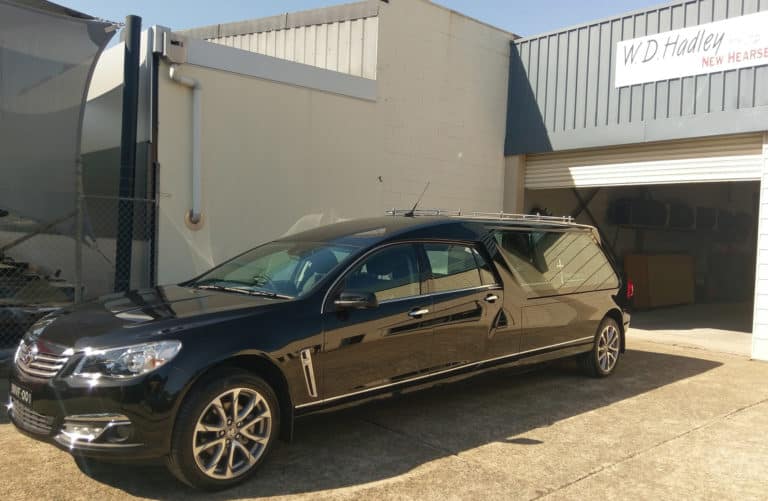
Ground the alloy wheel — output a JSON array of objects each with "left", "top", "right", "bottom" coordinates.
[
  {"left": 192, "top": 387, "right": 272, "bottom": 480},
  {"left": 597, "top": 324, "right": 620, "bottom": 372}
]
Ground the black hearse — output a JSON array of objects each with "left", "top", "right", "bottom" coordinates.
[{"left": 9, "top": 211, "right": 629, "bottom": 490}]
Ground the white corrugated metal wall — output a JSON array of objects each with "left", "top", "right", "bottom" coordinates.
[
  {"left": 753, "top": 133, "right": 768, "bottom": 361},
  {"left": 208, "top": 16, "right": 379, "bottom": 80},
  {"left": 525, "top": 133, "right": 765, "bottom": 189}
]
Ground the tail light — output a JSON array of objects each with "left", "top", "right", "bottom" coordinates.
[{"left": 626, "top": 279, "right": 635, "bottom": 300}]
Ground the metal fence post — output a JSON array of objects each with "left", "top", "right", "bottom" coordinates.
[
  {"left": 114, "top": 15, "right": 142, "bottom": 293},
  {"left": 74, "top": 156, "right": 84, "bottom": 304}
]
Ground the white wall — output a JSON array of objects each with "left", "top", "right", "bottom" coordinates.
[{"left": 156, "top": 0, "right": 512, "bottom": 283}]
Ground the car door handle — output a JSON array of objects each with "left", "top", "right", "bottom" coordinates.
[
  {"left": 408, "top": 307, "right": 430, "bottom": 318},
  {"left": 485, "top": 294, "right": 499, "bottom": 303}
]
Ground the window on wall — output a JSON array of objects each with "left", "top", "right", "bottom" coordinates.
[
  {"left": 344, "top": 244, "right": 422, "bottom": 302},
  {"left": 424, "top": 243, "right": 491, "bottom": 293},
  {"left": 493, "top": 229, "right": 618, "bottom": 296}
]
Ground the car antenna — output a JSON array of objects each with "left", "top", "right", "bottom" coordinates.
[{"left": 404, "top": 181, "right": 430, "bottom": 217}]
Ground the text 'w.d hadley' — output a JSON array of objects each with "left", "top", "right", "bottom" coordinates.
[{"left": 615, "top": 9, "right": 768, "bottom": 88}]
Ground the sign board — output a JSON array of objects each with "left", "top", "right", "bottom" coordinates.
[{"left": 615, "top": 10, "right": 768, "bottom": 87}]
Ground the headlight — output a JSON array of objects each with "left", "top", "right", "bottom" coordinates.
[{"left": 72, "top": 341, "right": 182, "bottom": 379}]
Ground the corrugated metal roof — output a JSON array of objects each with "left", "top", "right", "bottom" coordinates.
[
  {"left": 179, "top": 1, "right": 378, "bottom": 40},
  {"left": 205, "top": 16, "right": 379, "bottom": 80}
]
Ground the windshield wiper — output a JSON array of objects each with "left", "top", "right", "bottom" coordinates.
[
  {"left": 195, "top": 284, "right": 291, "bottom": 300},
  {"left": 244, "top": 290, "right": 293, "bottom": 300},
  {"left": 195, "top": 284, "right": 245, "bottom": 294}
]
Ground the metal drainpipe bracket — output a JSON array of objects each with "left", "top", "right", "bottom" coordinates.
[
  {"left": 163, "top": 32, "right": 188, "bottom": 64},
  {"left": 185, "top": 210, "right": 204, "bottom": 231}
]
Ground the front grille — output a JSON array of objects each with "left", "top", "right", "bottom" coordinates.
[
  {"left": 10, "top": 398, "right": 55, "bottom": 435},
  {"left": 16, "top": 341, "right": 71, "bottom": 379}
]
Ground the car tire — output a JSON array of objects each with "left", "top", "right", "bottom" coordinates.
[
  {"left": 166, "top": 369, "right": 280, "bottom": 491},
  {"left": 580, "top": 317, "right": 622, "bottom": 378}
]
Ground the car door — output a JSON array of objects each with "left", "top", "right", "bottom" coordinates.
[
  {"left": 424, "top": 242, "right": 504, "bottom": 370},
  {"left": 319, "top": 243, "right": 435, "bottom": 398}
]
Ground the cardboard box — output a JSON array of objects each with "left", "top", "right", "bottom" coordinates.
[{"left": 624, "top": 254, "right": 695, "bottom": 309}]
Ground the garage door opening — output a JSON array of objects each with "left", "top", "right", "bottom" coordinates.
[{"left": 526, "top": 181, "right": 759, "bottom": 356}]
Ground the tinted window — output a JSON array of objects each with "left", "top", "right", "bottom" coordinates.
[
  {"left": 424, "top": 243, "right": 483, "bottom": 292},
  {"left": 345, "top": 245, "right": 421, "bottom": 302},
  {"left": 494, "top": 230, "right": 618, "bottom": 296}
]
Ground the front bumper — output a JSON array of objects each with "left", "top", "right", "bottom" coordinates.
[{"left": 7, "top": 364, "right": 186, "bottom": 460}]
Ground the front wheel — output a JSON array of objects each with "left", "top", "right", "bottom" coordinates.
[
  {"left": 580, "top": 317, "right": 621, "bottom": 378},
  {"left": 166, "top": 370, "right": 280, "bottom": 490}
]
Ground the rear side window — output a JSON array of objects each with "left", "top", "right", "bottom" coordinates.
[
  {"left": 471, "top": 249, "right": 499, "bottom": 286},
  {"left": 424, "top": 243, "right": 498, "bottom": 292},
  {"left": 493, "top": 229, "right": 618, "bottom": 296},
  {"left": 424, "top": 243, "right": 485, "bottom": 293}
]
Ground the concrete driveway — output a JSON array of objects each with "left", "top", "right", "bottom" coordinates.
[{"left": 1, "top": 339, "right": 767, "bottom": 500}]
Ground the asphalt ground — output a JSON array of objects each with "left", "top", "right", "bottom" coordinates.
[{"left": 1, "top": 339, "right": 767, "bottom": 500}]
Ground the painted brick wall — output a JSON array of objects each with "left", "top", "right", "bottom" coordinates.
[{"left": 156, "top": 1, "right": 513, "bottom": 282}]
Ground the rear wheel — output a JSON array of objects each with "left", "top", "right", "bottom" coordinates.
[
  {"left": 580, "top": 317, "right": 621, "bottom": 378},
  {"left": 166, "top": 370, "right": 280, "bottom": 490}
]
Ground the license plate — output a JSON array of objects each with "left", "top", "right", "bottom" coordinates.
[{"left": 10, "top": 383, "right": 32, "bottom": 406}]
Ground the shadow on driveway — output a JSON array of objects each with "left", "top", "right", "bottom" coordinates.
[
  {"left": 61, "top": 347, "right": 721, "bottom": 499},
  {"left": 0, "top": 378, "right": 7, "bottom": 425}
]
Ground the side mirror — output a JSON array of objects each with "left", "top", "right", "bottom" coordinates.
[{"left": 334, "top": 290, "right": 378, "bottom": 310}]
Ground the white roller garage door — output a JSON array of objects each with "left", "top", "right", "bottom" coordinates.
[{"left": 525, "top": 133, "right": 764, "bottom": 189}]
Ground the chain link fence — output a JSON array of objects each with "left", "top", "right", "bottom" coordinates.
[{"left": 0, "top": 195, "right": 155, "bottom": 351}]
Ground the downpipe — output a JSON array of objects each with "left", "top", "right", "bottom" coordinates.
[{"left": 168, "top": 64, "right": 203, "bottom": 230}]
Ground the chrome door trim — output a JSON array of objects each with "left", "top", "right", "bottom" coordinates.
[
  {"left": 375, "top": 293, "right": 433, "bottom": 306},
  {"left": 374, "top": 285, "right": 502, "bottom": 307},
  {"left": 427, "top": 284, "right": 501, "bottom": 298},
  {"left": 295, "top": 336, "right": 593, "bottom": 409},
  {"left": 300, "top": 348, "right": 318, "bottom": 398},
  {"left": 480, "top": 336, "right": 592, "bottom": 365}
]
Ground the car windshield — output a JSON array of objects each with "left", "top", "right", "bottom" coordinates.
[{"left": 187, "top": 241, "right": 360, "bottom": 299}]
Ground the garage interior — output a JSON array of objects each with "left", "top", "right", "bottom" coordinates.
[{"left": 526, "top": 180, "right": 759, "bottom": 356}]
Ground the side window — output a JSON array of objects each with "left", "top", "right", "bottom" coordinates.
[
  {"left": 494, "top": 230, "right": 618, "bottom": 296},
  {"left": 424, "top": 243, "right": 483, "bottom": 293},
  {"left": 344, "top": 245, "right": 422, "bottom": 302}
]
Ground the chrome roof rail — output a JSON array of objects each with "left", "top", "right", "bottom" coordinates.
[{"left": 385, "top": 208, "right": 574, "bottom": 224}]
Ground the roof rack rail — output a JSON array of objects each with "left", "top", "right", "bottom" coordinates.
[{"left": 385, "top": 209, "right": 574, "bottom": 223}]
